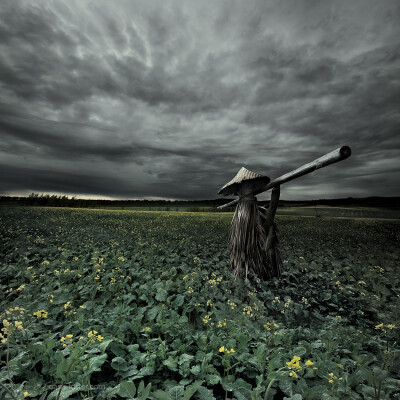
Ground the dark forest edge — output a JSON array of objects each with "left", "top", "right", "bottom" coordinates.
[{"left": 0, "top": 193, "right": 399, "bottom": 212}]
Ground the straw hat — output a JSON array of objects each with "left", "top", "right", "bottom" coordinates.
[{"left": 218, "top": 167, "right": 270, "bottom": 196}]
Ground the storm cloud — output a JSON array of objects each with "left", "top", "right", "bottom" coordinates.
[{"left": 1, "top": 0, "right": 399, "bottom": 200}]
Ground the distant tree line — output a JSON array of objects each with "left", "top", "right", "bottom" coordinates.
[
  {"left": 1, "top": 193, "right": 398, "bottom": 210},
  {"left": 0, "top": 193, "right": 234, "bottom": 210},
  {"left": 0, "top": 193, "right": 98, "bottom": 208}
]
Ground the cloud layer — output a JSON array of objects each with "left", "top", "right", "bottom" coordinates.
[{"left": 1, "top": 0, "right": 399, "bottom": 200}]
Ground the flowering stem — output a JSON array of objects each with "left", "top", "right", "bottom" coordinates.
[
  {"left": 264, "top": 367, "right": 287, "bottom": 400},
  {"left": 0, "top": 381, "right": 18, "bottom": 400},
  {"left": 6, "top": 340, "right": 16, "bottom": 397}
]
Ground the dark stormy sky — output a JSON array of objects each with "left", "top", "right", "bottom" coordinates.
[{"left": 1, "top": 0, "right": 399, "bottom": 201}]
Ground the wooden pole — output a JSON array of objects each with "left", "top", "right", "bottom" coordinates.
[{"left": 217, "top": 145, "right": 351, "bottom": 210}]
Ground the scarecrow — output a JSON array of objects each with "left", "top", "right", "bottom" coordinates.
[
  {"left": 218, "top": 168, "right": 282, "bottom": 280},
  {"left": 218, "top": 146, "right": 352, "bottom": 281}
]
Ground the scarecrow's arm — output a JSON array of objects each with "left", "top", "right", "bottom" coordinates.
[{"left": 218, "top": 146, "right": 351, "bottom": 210}]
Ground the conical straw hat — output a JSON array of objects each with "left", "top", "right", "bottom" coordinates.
[{"left": 218, "top": 167, "right": 270, "bottom": 196}]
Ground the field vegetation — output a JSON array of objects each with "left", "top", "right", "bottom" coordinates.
[{"left": 0, "top": 207, "right": 399, "bottom": 399}]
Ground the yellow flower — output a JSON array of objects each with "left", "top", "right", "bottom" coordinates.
[
  {"left": 329, "top": 379, "right": 334, "bottom": 383},
  {"left": 14, "top": 321, "right": 23, "bottom": 330},
  {"left": 305, "top": 360, "right": 314, "bottom": 367},
  {"left": 387, "top": 324, "right": 396, "bottom": 330},
  {"left": 328, "top": 373, "right": 334, "bottom": 378},
  {"left": 33, "top": 310, "right": 48, "bottom": 318},
  {"left": 286, "top": 356, "right": 302, "bottom": 371},
  {"left": 97, "top": 335, "right": 104, "bottom": 341},
  {"left": 23, "top": 392, "right": 31, "bottom": 398},
  {"left": 219, "top": 346, "right": 225, "bottom": 353},
  {"left": 289, "top": 371, "right": 298, "bottom": 378}
]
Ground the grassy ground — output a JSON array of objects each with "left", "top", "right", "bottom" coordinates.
[{"left": 276, "top": 206, "right": 400, "bottom": 220}]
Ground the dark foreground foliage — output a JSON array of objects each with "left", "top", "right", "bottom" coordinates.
[{"left": 0, "top": 207, "right": 399, "bottom": 399}]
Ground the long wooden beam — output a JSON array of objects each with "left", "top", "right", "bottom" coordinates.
[{"left": 217, "top": 145, "right": 351, "bottom": 210}]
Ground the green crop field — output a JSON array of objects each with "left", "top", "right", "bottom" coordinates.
[{"left": 0, "top": 207, "right": 399, "bottom": 400}]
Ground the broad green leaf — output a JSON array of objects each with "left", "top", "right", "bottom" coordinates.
[
  {"left": 163, "top": 357, "right": 178, "bottom": 371},
  {"left": 195, "top": 386, "right": 216, "bottom": 400},
  {"left": 87, "top": 353, "right": 107, "bottom": 374},
  {"left": 183, "top": 380, "right": 203, "bottom": 400},
  {"left": 137, "top": 382, "right": 152, "bottom": 400},
  {"left": 156, "top": 289, "right": 168, "bottom": 302},
  {"left": 98, "top": 338, "right": 114, "bottom": 352},
  {"left": 283, "top": 395, "right": 302, "bottom": 400},
  {"left": 190, "top": 365, "right": 201, "bottom": 375},
  {"left": 152, "top": 390, "right": 170, "bottom": 400},
  {"left": 292, "top": 346, "right": 307, "bottom": 357},
  {"left": 117, "top": 381, "right": 136, "bottom": 398},
  {"left": 169, "top": 386, "right": 184, "bottom": 400},
  {"left": 111, "top": 356, "right": 128, "bottom": 371},
  {"left": 47, "top": 385, "right": 81, "bottom": 400},
  {"left": 175, "top": 294, "right": 185, "bottom": 307}
]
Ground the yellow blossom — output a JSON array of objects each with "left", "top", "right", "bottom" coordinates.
[
  {"left": 219, "top": 346, "right": 225, "bottom": 353},
  {"left": 305, "top": 360, "right": 314, "bottom": 367},
  {"left": 97, "top": 335, "right": 104, "bottom": 341},
  {"left": 375, "top": 323, "right": 385, "bottom": 330},
  {"left": 23, "top": 392, "right": 31, "bottom": 398},
  {"left": 14, "top": 321, "right": 23, "bottom": 330},
  {"left": 33, "top": 310, "right": 48, "bottom": 318}
]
